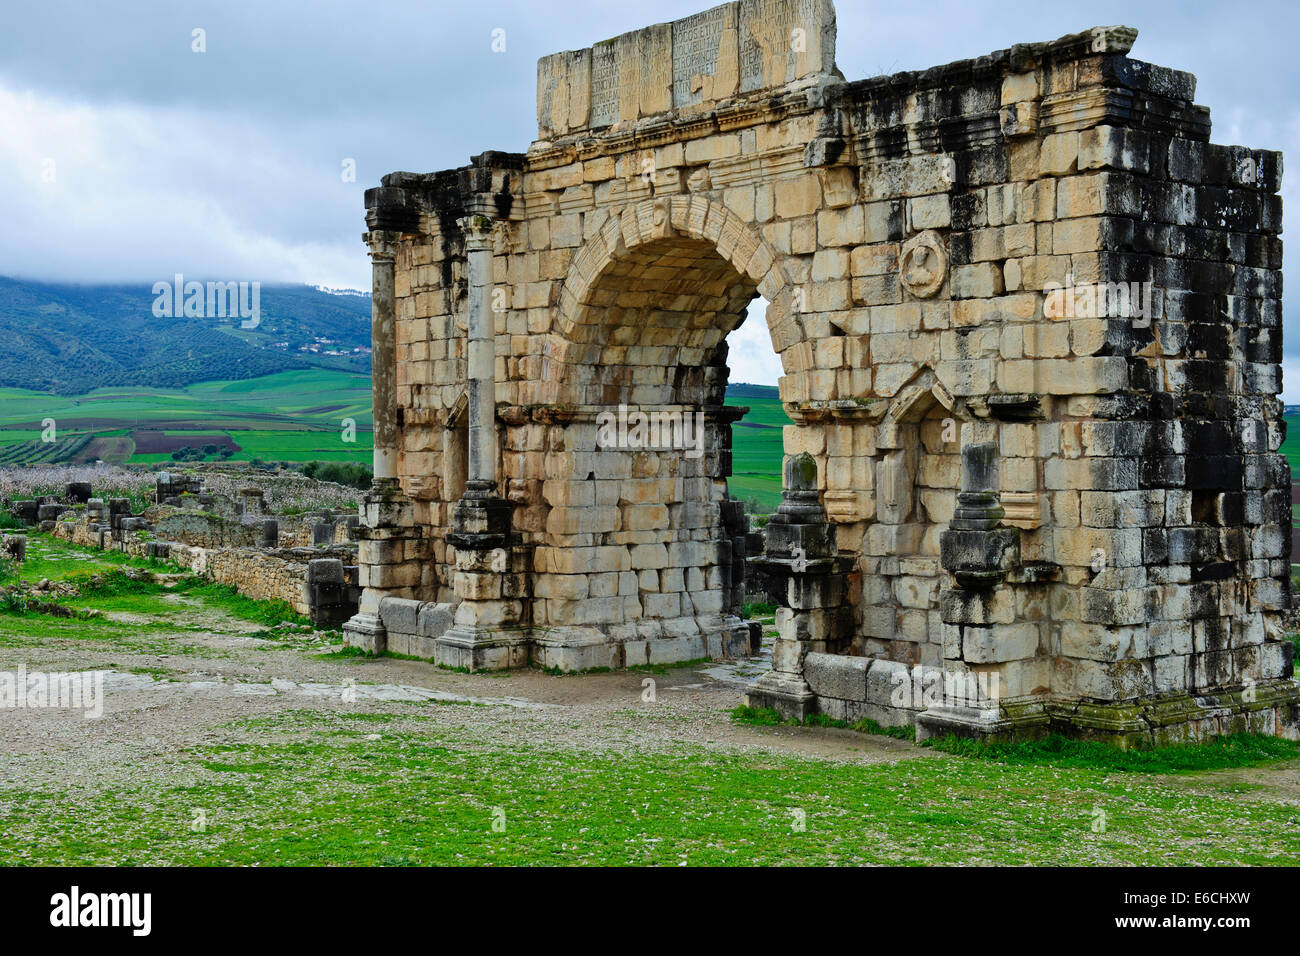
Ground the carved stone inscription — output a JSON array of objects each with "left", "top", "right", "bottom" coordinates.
[
  {"left": 739, "top": 0, "right": 826, "bottom": 92},
  {"left": 672, "top": 6, "right": 726, "bottom": 108},
  {"left": 590, "top": 41, "right": 619, "bottom": 128}
]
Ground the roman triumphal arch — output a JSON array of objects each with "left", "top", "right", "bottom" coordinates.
[{"left": 344, "top": 0, "right": 1298, "bottom": 744}]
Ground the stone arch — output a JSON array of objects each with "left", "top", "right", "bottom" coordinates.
[
  {"left": 547, "top": 196, "right": 802, "bottom": 405},
  {"left": 523, "top": 196, "right": 804, "bottom": 668}
]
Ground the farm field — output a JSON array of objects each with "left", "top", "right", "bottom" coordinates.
[
  {"left": 726, "top": 390, "right": 789, "bottom": 512},
  {"left": 1281, "top": 415, "right": 1300, "bottom": 474},
  {"left": 0, "top": 371, "right": 791, "bottom": 508},
  {"left": 0, "top": 370, "right": 374, "bottom": 468}
]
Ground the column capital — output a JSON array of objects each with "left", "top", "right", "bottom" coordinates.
[
  {"left": 365, "top": 230, "right": 401, "bottom": 263},
  {"left": 458, "top": 214, "right": 498, "bottom": 252}
]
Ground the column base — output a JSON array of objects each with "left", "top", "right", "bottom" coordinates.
[
  {"left": 342, "top": 613, "right": 387, "bottom": 655},
  {"left": 914, "top": 704, "right": 1043, "bottom": 743},
  {"left": 434, "top": 626, "right": 532, "bottom": 671},
  {"left": 746, "top": 671, "right": 816, "bottom": 721}
]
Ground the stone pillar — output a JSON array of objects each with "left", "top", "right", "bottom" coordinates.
[
  {"left": 435, "top": 215, "right": 528, "bottom": 671},
  {"left": 342, "top": 230, "right": 424, "bottom": 654},
  {"left": 462, "top": 215, "right": 498, "bottom": 498},
  {"left": 746, "top": 453, "right": 850, "bottom": 719},
  {"left": 369, "top": 232, "right": 399, "bottom": 481}
]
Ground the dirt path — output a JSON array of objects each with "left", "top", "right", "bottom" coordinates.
[{"left": 0, "top": 596, "right": 937, "bottom": 795}]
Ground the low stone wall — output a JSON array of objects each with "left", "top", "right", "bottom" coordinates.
[
  {"left": 188, "top": 545, "right": 360, "bottom": 620},
  {"left": 26, "top": 489, "right": 363, "bottom": 627},
  {"left": 802, "top": 653, "right": 920, "bottom": 728},
  {"left": 146, "top": 509, "right": 265, "bottom": 549}
]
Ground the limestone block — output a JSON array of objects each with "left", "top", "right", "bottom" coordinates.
[
  {"left": 630, "top": 543, "right": 670, "bottom": 569},
  {"left": 804, "top": 652, "right": 869, "bottom": 701},
  {"left": 775, "top": 176, "right": 822, "bottom": 218},
  {"left": 1078, "top": 126, "right": 1150, "bottom": 174},
  {"left": 1000, "top": 71, "right": 1039, "bottom": 106},
  {"left": 1039, "top": 132, "right": 1080, "bottom": 176},
  {"left": 860, "top": 155, "right": 957, "bottom": 201},
  {"left": 996, "top": 357, "right": 1127, "bottom": 394},
  {"left": 950, "top": 263, "right": 1003, "bottom": 299},
  {"left": 909, "top": 194, "right": 951, "bottom": 230},
  {"left": 962, "top": 623, "right": 1039, "bottom": 663},
  {"left": 378, "top": 597, "right": 423, "bottom": 636}
]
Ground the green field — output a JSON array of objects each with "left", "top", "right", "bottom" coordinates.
[
  {"left": 0, "top": 371, "right": 790, "bottom": 508},
  {"left": 727, "top": 393, "right": 789, "bottom": 512},
  {"left": 0, "top": 369, "right": 374, "bottom": 468},
  {"left": 1282, "top": 416, "right": 1300, "bottom": 474}
]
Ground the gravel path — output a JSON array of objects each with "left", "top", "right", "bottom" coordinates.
[{"left": 0, "top": 598, "right": 936, "bottom": 796}]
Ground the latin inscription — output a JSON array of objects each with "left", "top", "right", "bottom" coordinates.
[{"left": 672, "top": 7, "right": 726, "bottom": 108}]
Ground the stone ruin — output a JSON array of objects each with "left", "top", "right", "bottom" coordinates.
[
  {"left": 342, "top": 0, "right": 1294, "bottom": 743},
  {"left": 4, "top": 475, "right": 363, "bottom": 627}
]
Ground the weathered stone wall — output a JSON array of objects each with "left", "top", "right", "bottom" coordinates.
[
  {"left": 146, "top": 509, "right": 265, "bottom": 549},
  {"left": 25, "top": 487, "right": 363, "bottom": 628},
  {"left": 349, "top": 1, "right": 1294, "bottom": 741}
]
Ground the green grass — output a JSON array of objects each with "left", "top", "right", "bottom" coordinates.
[
  {"left": 67, "top": 569, "right": 311, "bottom": 629},
  {"left": 6, "top": 536, "right": 311, "bottom": 633},
  {"left": 733, "top": 704, "right": 917, "bottom": 741},
  {"left": 16, "top": 537, "right": 178, "bottom": 584},
  {"left": 735, "top": 706, "right": 1300, "bottom": 770},
  {"left": 4, "top": 708, "right": 1298, "bottom": 865},
  {"left": 926, "top": 732, "right": 1300, "bottom": 773}
]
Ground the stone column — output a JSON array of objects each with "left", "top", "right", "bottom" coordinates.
[
  {"left": 435, "top": 215, "right": 527, "bottom": 670},
  {"left": 343, "top": 230, "right": 423, "bottom": 654},
  {"left": 369, "top": 233, "right": 399, "bottom": 481},
  {"left": 462, "top": 215, "right": 498, "bottom": 499}
]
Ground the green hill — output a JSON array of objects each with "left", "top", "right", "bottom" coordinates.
[{"left": 0, "top": 276, "right": 372, "bottom": 394}]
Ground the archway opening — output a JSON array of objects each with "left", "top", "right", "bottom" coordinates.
[{"left": 536, "top": 232, "right": 780, "bottom": 665}]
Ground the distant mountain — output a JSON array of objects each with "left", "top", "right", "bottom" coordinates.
[
  {"left": 726, "top": 382, "right": 780, "bottom": 400},
  {"left": 0, "top": 276, "right": 372, "bottom": 394}
]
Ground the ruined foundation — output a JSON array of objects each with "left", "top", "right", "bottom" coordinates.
[{"left": 344, "top": 0, "right": 1296, "bottom": 743}]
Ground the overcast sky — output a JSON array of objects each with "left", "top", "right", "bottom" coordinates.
[{"left": 1, "top": 0, "right": 1295, "bottom": 393}]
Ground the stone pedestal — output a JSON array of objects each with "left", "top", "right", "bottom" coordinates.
[
  {"left": 746, "top": 453, "right": 850, "bottom": 719},
  {"left": 342, "top": 478, "right": 424, "bottom": 655},
  {"left": 435, "top": 487, "right": 529, "bottom": 670}
]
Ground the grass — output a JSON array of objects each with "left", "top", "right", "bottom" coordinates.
[
  {"left": 15, "top": 536, "right": 177, "bottom": 584},
  {"left": 733, "top": 704, "right": 917, "bottom": 741},
  {"left": 3, "top": 708, "right": 1298, "bottom": 865},
  {"left": 734, "top": 705, "right": 1300, "bottom": 772},
  {"left": 926, "top": 732, "right": 1300, "bottom": 773},
  {"left": 4, "top": 536, "right": 311, "bottom": 634},
  {"left": 62, "top": 570, "right": 311, "bottom": 629}
]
